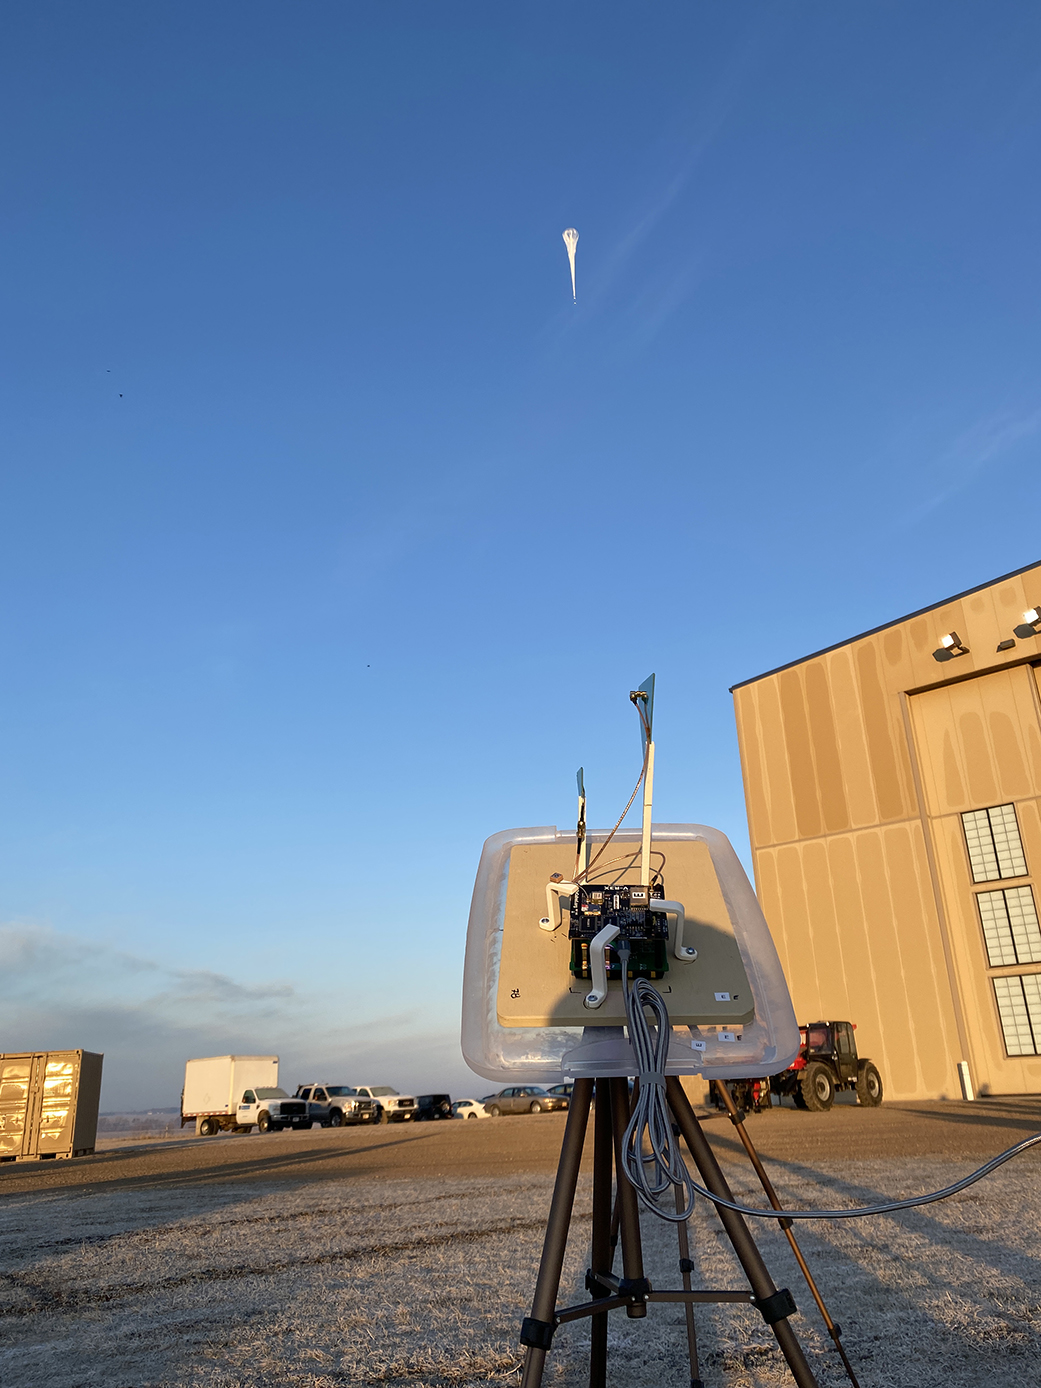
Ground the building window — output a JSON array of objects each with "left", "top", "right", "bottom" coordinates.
[
  {"left": 976, "top": 886, "right": 1041, "bottom": 967},
  {"left": 961, "top": 804, "right": 1027, "bottom": 882},
  {"left": 993, "top": 974, "right": 1041, "bottom": 1056}
]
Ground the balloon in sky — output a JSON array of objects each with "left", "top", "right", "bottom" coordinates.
[{"left": 562, "top": 228, "right": 578, "bottom": 303}]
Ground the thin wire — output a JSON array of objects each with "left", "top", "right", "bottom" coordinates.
[
  {"left": 574, "top": 745, "right": 648, "bottom": 885},
  {"left": 574, "top": 849, "right": 667, "bottom": 887},
  {"left": 574, "top": 697, "right": 653, "bottom": 885}
]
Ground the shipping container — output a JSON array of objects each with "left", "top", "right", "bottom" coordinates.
[{"left": 0, "top": 1050, "right": 103, "bottom": 1161}]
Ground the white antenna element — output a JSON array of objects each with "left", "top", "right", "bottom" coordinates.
[
  {"left": 632, "top": 674, "right": 655, "bottom": 882},
  {"left": 576, "top": 766, "right": 588, "bottom": 876},
  {"left": 562, "top": 228, "right": 578, "bottom": 303}
]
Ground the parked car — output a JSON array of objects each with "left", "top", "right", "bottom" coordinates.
[
  {"left": 294, "top": 1084, "right": 379, "bottom": 1127},
  {"left": 352, "top": 1086, "right": 417, "bottom": 1122},
  {"left": 452, "top": 1098, "right": 490, "bottom": 1120},
  {"left": 546, "top": 1084, "right": 573, "bottom": 1100},
  {"left": 484, "top": 1086, "right": 568, "bottom": 1116},
  {"left": 414, "top": 1094, "right": 453, "bottom": 1121}
]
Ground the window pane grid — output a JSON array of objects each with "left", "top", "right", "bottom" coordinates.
[
  {"left": 961, "top": 804, "right": 1027, "bottom": 882},
  {"left": 977, "top": 886, "right": 1041, "bottom": 967},
  {"left": 993, "top": 975, "right": 1041, "bottom": 1056}
]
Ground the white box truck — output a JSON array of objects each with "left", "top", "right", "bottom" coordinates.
[{"left": 180, "top": 1055, "right": 310, "bottom": 1136}]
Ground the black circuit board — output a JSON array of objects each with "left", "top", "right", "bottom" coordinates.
[
  {"left": 567, "top": 881, "right": 670, "bottom": 981},
  {"left": 567, "top": 882, "right": 668, "bottom": 942}
]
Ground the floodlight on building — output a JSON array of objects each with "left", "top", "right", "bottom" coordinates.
[
  {"left": 933, "top": 631, "right": 968, "bottom": 661},
  {"left": 1012, "top": 607, "right": 1041, "bottom": 639}
]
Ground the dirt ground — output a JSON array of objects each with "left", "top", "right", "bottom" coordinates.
[{"left": 2, "top": 1099, "right": 1040, "bottom": 1388}]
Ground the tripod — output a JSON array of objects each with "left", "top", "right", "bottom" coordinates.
[{"left": 519, "top": 1076, "right": 821, "bottom": 1388}]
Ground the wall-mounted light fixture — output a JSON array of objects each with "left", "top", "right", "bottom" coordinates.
[
  {"left": 933, "top": 630, "right": 969, "bottom": 662},
  {"left": 1013, "top": 607, "right": 1041, "bottom": 639}
]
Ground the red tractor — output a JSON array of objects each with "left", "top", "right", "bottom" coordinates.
[{"left": 716, "top": 1021, "right": 883, "bottom": 1114}]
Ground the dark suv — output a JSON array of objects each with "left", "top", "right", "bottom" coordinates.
[
  {"left": 484, "top": 1086, "right": 569, "bottom": 1116},
  {"left": 414, "top": 1094, "right": 453, "bottom": 1121}
]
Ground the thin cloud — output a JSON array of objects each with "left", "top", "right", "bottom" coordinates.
[
  {"left": 559, "top": 19, "right": 774, "bottom": 327},
  {"left": 902, "top": 404, "right": 1041, "bottom": 526}
]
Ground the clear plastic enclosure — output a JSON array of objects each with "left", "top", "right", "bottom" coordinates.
[{"left": 461, "top": 825, "right": 800, "bottom": 1082}]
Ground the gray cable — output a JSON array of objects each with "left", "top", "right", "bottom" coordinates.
[
  {"left": 680, "top": 1128, "right": 1041, "bottom": 1221},
  {"left": 617, "top": 940, "right": 1041, "bottom": 1223},
  {"left": 619, "top": 943, "right": 696, "bottom": 1222}
]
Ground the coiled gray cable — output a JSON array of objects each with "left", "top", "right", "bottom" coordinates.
[
  {"left": 617, "top": 941, "right": 1041, "bottom": 1223},
  {"left": 619, "top": 943, "right": 697, "bottom": 1222}
]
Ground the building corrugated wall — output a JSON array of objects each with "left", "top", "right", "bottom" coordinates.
[{"left": 733, "top": 561, "right": 1041, "bottom": 1099}]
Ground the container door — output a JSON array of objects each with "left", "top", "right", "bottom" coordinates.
[
  {"left": 37, "top": 1054, "right": 79, "bottom": 1156},
  {"left": 0, "top": 1056, "right": 37, "bottom": 1158}
]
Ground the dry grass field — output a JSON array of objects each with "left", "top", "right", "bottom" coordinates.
[{"left": 1, "top": 1102, "right": 1040, "bottom": 1388}]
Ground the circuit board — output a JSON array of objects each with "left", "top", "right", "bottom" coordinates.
[{"left": 568, "top": 882, "right": 668, "bottom": 981}]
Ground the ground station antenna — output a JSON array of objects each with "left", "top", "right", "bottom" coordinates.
[{"left": 514, "top": 680, "right": 838, "bottom": 1388}]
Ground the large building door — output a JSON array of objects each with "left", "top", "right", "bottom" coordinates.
[{"left": 909, "top": 665, "right": 1041, "bottom": 1094}]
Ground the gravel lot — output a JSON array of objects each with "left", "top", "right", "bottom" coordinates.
[{"left": 2, "top": 1100, "right": 1039, "bottom": 1388}]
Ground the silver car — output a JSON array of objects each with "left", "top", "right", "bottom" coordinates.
[{"left": 484, "top": 1085, "right": 568, "bottom": 1116}]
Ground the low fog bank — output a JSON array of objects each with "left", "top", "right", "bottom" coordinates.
[{"left": 0, "top": 923, "right": 480, "bottom": 1109}]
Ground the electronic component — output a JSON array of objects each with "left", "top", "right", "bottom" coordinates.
[{"left": 568, "top": 882, "right": 668, "bottom": 981}]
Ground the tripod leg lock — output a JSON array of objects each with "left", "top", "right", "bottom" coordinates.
[
  {"left": 585, "top": 1270, "right": 652, "bottom": 1301},
  {"left": 520, "top": 1317, "right": 556, "bottom": 1351},
  {"left": 752, "top": 1287, "right": 797, "bottom": 1325},
  {"left": 679, "top": 1257, "right": 695, "bottom": 1274},
  {"left": 618, "top": 1276, "right": 652, "bottom": 1301}
]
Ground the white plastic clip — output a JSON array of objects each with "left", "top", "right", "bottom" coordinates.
[
  {"left": 584, "top": 923, "right": 621, "bottom": 1009},
  {"left": 539, "top": 881, "right": 578, "bottom": 932},
  {"left": 648, "top": 899, "right": 696, "bottom": 961}
]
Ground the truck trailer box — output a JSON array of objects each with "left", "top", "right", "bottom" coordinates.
[
  {"left": 182, "top": 1055, "right": 279, "bottom": 1118},
  {"left": 0, "top": 1050, "right": 104, "bottom": 1162}
]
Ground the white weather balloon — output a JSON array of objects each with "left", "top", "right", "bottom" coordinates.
[{"left": 562, "top": 228, "right": 578, "bottom": 303}]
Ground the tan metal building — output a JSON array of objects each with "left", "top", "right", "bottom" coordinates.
[{"left": 732, "top": 560, "right": 1041, "bottom": 1100}]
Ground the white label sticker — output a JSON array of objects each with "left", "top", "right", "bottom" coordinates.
[
  {"left": 714, "top": 992, "right": 731, "bottom": 1001},
  {"left": 691, "top": 1039, "right": 707, "bottom": 1051},
  {"left": 719, "top": 1032, "right": 737, "bottom": 1043}
]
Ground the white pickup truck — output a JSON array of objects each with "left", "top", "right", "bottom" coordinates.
[
  {"left": 352, "top": 1086, "right": 417, "bottom": 1122},
  {"left": 294, "top": 1084, "right": 379, "bottom": 1127},
  {"left": 236, "top": 1086, "right": 312, "bottom": 1133}
]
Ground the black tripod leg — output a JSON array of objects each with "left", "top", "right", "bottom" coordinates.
[
  {"left": 589, "top": 1078, "right": 613, "bottom": 1388},
  {"left": 666, "top": 1078, "right": 820, "bottom": 1388},
  {"left": 673, "top": 1176, "right": 703, "bottom": 1388},
  {"left": 712, "top": 1082, "right": 861, "bottom": 1388},
  {"left": 520, "top": 1078, "right": 594, "bottom": 1388},
  {"left": 609, "top": 1076, "right": 647, "bottom": 1320}
]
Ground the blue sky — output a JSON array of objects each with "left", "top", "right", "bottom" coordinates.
[{"left": 3, "top": 4, "right": 1041, "bottom": 1108}]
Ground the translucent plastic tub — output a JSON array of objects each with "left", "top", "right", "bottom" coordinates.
[{"left": 461, "top": 825, "right": 800, "bottom": 1083}]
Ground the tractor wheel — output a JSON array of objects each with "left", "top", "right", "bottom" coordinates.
[
  {"left": 792, "top": 1087, "right": 808, "bottom": 1110},
  {"left": 856, "top": 1061, "right": 883, "bottom": 1107},
  {"left": 800, "top": 1062, "right": 835, "bottom": 1112}
]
